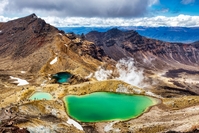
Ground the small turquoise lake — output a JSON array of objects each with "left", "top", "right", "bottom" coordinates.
[
  {"left": 52, "top": 72, "right": 72, "bottom": 83},
  {"left": 29, "top": 92, "right": 53, "bottom": 100},
  {"left": 64, "top": 92, "right": 157, "bottom": 122}
]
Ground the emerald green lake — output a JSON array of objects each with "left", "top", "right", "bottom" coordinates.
[
  {"left": 64, "top": 92, "right": 157, "bottom": 122},
  {"left": 29, "top": 92, "right": 53, "bottom": 100}
]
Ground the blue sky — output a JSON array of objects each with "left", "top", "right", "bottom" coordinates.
[
  {"left": 150, "top": 0, "right": 199, "bottom": 16},
  {"left": 0, "top": 0, "right": 199, "bottom": 27}
]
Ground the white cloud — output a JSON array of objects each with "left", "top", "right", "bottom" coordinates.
[
  {"left": 41, "top": 14, "right": 199, "bottom": 27},
  {"left": 1, "top": 14, "right": 199, "bottom": 27},
  {"left": 0, "top": 15, "right": 10, "bottom": 22},
  {"left": 0, "top": 0, "right": 8, "bottom": 15},
  {"left": 149, "top": 0, "right": 159, "bottom": 6},
  {"left": 3, "top": 0, "right": 157, "bottom": 18},
  {"left": 181, "top": 0, "right": 195, "bottom": 5},
  {"left": 161, "top": 8, "right": 169, "bottom": 13}
]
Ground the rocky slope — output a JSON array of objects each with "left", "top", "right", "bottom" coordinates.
[
  {"left": 86, "top": 28, "right": 199, "bottom": 68},
  {"left": 0, "top": 14, "right": 112, "bottom": 84},
  {"left": 1, "top": 14, "right": 199, "bottom": 133}
]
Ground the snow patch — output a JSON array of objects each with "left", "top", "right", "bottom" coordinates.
[
  {"left": 145, "top": 91, "right": 161, "bottom": 98},
  {"left": 33, "top": 14, "right": 37, "bottom": 18},
  {"left": 104, "top": 123, "right": 113, "bottom": 132},
  {"left": 50, "top": 57, "right": 58, "bottom": 65},
  {"left": 104, "top": 121, "right": 119, "bottom": 132},
  {"left": 67, "top": 118, "right": 83, "bottom": 130},
  {"left": 94, "top": 67, "right": 112, "bottom": 81},
  {"left": 21, "top": 71, "right": 26, "bottom": 74},
  {"left": 10, "top": 76, "right": 29, "bottom": 86},
  {"left": 85, "top": 73, "right": 93, "bottom": 79}
]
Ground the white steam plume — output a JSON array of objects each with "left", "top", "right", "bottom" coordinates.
[
  {"left": 115, "top": 58, "right": 144, "bottom": 87},
  {"left": 94, "top": 58, "right": 145, "bottom": 87},
  {"left": 94, "top": 67, "right": 112, "bottom": 81}
]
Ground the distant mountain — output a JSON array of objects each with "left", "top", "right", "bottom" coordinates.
[
  {"left": 129, "top": 26, "right": 199, "bottom": 43},
  {"left": 58, "top": 27, "right": 112, "bottom": 35},
  {"left": 86, "top": 28, "right": 199, "bottom": 68},
  {"left": 59, "top": 26, "right": 199, "bottom": 43}
]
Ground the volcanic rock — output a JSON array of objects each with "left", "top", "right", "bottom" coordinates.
[
  {"left": 0, "top": 14, "right": 111, "bottom": 79},
  {"left": 86, "top": 28, "right": 199, "bottom": 69}
]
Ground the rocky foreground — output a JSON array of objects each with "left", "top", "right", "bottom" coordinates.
[{"left": 0, "top": 14, "right": 199, "bottom": 133}]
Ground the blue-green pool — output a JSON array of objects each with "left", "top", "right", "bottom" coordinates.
[
  {"left": 29, "top": 92, "right": 53, "bottom": 100},
  {"left": 64, "top": 92, "right": 157, "bottom": 122},
  {"left": 52, "top": 72, "right": 72, "bottom": 83}
]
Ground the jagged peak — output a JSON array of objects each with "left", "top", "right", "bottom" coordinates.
[
  {"left": 87, "top": 27, "right": 138, "bottom": 36},
  {"left": 30, "top": 13, "right": 38, "bottom": 18},
  {"left": 20, "top": 13, "right": 38, "bottom": 18},
  {"left": 21, "top": 13, "right": 38, "bottom": 19},
  {"left": 0, "top": 13, "right": 59, "bottom": 59},
  {"left": 6, "top": 13, "right": 39, "bottom": 23},
  {"left": 107, "top": 28, "right": 121, "bottom": 32},
  {"left": 107, "top": 28, "right": 139, "bottom": 35}
]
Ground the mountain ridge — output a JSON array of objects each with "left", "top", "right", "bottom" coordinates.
[
  {"left": 59, "top": 26, "right": 199, "bottom": 43},
  {"left": 86, "top": 28, "right": 199, "bottom": 69},
  {"left": 0, "top": 14, "right": 111, "bottom": 77}
]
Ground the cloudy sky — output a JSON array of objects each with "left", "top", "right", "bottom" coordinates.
[{"left": 0, "top": 0, "right": 199, "bottom": 27}]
